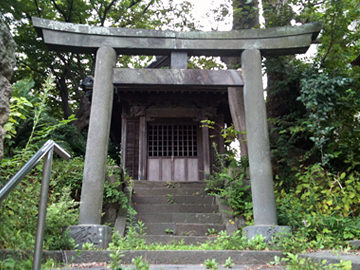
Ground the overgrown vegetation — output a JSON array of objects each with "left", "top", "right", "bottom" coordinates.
[{"left": 0, "top": 76, "right": 127, "bottom": 253}]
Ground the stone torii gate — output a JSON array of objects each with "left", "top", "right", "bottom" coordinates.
[{"left": 33, "top": 17, "right": 321, "bottom": 247}]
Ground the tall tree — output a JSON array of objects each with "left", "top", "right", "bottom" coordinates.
[
  {"left": 261, "top": 0, "right": 360, "bottom": 178},
  {"left": 0, "top": 0, "right": 195, "bottom": 132}
]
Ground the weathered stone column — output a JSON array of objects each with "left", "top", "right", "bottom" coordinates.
[
  {"left": 69, "top": 46, "right": 116, "bottom": 249},
  {"left": 241, "top": 49, "right": 290, "bottom": 240}
]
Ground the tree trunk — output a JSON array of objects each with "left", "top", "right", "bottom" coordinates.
[
  {"left": 72, "top": 95, "right": 91, "bottom": 133},
  {"left": 57, "top": 75, "right": 73, "bottom": 119},
  {"left": 0, "top": 18, "right": 16, "bottom": 161}
]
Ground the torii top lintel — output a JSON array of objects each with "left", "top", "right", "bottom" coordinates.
[{"left": 32, "top": 17, "right": 321, "bottom": 57}]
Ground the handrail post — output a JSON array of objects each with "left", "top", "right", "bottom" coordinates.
[{"left": 32, "top": 147, "right": 54, "bottom": 270}]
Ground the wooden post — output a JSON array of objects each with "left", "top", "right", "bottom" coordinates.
[
  {"left": 228, "top": 87, "right": 248, "bottom": 157},
  {"left": 202, "top": 119, "right": 211, "bottom": 179},
  {"left": 121, "top": 116, "right": 127, "bottom": 172},
  {"left": 138, "top": 116, "right": 147, "bottom": 180}
]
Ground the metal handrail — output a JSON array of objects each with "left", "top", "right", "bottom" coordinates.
[{"left": 0, "top": 140, "right": 71, "bottom": 270}]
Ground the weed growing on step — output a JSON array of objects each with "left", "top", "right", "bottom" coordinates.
[
  {"left": 204, "top": 258, "right": 218, "bottom": 270},
  {"left": 223, "top": 257, "right": 235, "bottom": 268},
  {"left": 109, "top": 221, "right": 147, "bottom": 250},
  {"left": 132, "top": 256, "right": 150, "bottom": 270},
  {"left": 109, "top": 229, "right": 271, "bottom": 251},
  {"left": 166, "top": 194, "right": 176, "bottom": 204},
  {"left": 165, "top": 229, "right": 174, "bottom": 235},
  {"left": 205, "top": 228, "right": 219, "bottom": 236},
  {"left": 166, "top": 181, "right": 181, "bottom": 189},
  {"left": 81, "top": 242, "right": 97, "bottom": 250},
  {"left": 108, "top": 250, "right": 125, "bottom": 270},
  {"left": 271, "top": 253, "right": 352, "bottom": 270},
  {"left": 182, "top": 230, "right": 195, "bottom": 236}
]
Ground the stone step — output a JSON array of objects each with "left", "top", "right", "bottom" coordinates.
[
  {"left": 133, "top": 195, "right": 215, "bottom": 205},
  {"left": 133, "top": 188, "right": 207, "bottom": 196},
  {"left": 133, "top": 204, "right": 218, "bottom": 214},
  {"left": 131, "top": 180, "right": 207, "bottom": 189},
  {"left": 144, "top": 223, "right": 225, "bottom": 236},
  {"left": 47, "top": 250, "right": 285, "bottom": 265},
  {"left": 54, "top": 264, "right": 281, "bottom": 270},
  {"left": 175, "top": 223, "right": 225, "bottom": 236},
  {"left": 138, "top": 213, "right": 223, "bottom": 224},
  {"left": 143, "top": 222, "right": 175, "bottom": 235},
  {"left": 142, "top": 235, "right": 216, "bottom": 245}
]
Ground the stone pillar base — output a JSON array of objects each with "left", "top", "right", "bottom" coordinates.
[
  {"left": 243, "top": 225, "right": 291, "bottom": 244},
  {"left": 68, "top": 225, "right": 112, "bottom": 249}
]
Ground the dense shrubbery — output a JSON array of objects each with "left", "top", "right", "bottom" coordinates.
[{"left": 0, "top": 76, "right": 126, "bottom": 251}]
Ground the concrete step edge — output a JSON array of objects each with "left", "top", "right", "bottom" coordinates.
[
  {"left": 133, "top": 204, "right": 219, "bottom": 214},
  {"left": 44, "top": 250, "right": 285, "bottom": 264}
]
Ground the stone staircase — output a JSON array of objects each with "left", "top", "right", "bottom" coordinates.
[{"left": 131, "top": 181, "right": 225, "bottom": 244}]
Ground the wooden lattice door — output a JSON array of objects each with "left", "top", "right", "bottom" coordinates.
[{"left": 147, "top": 123, "right": 199, "bottom": 181}]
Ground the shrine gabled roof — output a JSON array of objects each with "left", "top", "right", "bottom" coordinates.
[{"left": 32, "top": 17, "right": 321, "bottom": 57}]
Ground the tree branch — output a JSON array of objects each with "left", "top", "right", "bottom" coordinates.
[
  {"left": 18, "top": 59, "right": 44, "bottom": 75},
  {"left": 100, "top": 0, "right": 118, "bottom": 26},
  {"left": 68, "top": 0, "right": 74, "bottom": 22},
  {"left": 76, "top": 54, "right": 86, "bottom": 79},
  {"left": 142, "top": 0, "right": 153, "bottom": 15},
  {"left": 51, "top": 0, "right": 69, "bottom": 21},
  {"left": 34, "top": 0, "right": 42, "bottom": 18},
  {"left": 52, "top": 69, "right": 73, "bottom": 119},
  {"left": 127, "top": 0, "right": 143, "bottom": 10},
  {"left": 57, "top": 52, "right": 83, "bottom": 99}
]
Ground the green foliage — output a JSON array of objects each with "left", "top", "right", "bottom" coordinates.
[
  {"left": 81, "top": 242, "right": 96, "bottom": 250},
  {"left": 166, "top": 181, "right": 181, "bottom": 189},
  {"left": 298, "top": 70, "right": 357, "bottom": 166},
  {"left": 0, "top": 256, "right": 33, "bottom": 270},
  {"left": 108, "top": 229, "right": 269, "bottom": 251},
  {"left": 165, "top": 229, "right": 174, "bottom": 235},
  {"left": 204, "top": 258, "right": 218, "bottom": 270},
  {"left": 0, "top": 76, "right": 81, "bottom": 251},
  {"left": 0, "top": 181, "right": 78, "bottom": 250},
  {"left": 205, "top": 228, "right": 219, "bottom": 237},
  {"left": 41, "top": 258, "right": 63, "bottom": 269},
  {"left": 205, "top": 144, "right": 252, "bottom": 222},
  {"left": 4, "top": 79, "right": 34, "bottom": 144},
  {"left": 132, "top": 256, "right": 150, "bottom": 270},
  {"left": 109, "top": 221, "right": 147, "bottom": 250},
  {"left": 274, "top": 164, "right": 360, "bottom": 252},
  {"left": 272, "top": 253, "right": 352, "bottom": 270},
  {"left": 223, "top": 257, "right": 235, "bottom": 269},
  {"left": 166, "top": 194, "right": 176, "bottom": 204},
  {"left": 108, "top": 250, "right": 125, "bottom": 270}
]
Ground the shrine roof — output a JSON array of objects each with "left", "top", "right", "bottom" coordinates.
[{"left": 32, "top": 17, "right": 321, "bottom": 57}]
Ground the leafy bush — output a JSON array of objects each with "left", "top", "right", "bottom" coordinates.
[
  {"left": 205, "top": 144, "right": 252, "bottom": 222},
  {"left": 275, "top": 163, "right": 360, "bottom": 251}
]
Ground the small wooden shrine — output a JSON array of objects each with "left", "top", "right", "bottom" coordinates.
[{"left": 108, "top": 56, "right": 231, "bottom": 181}]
